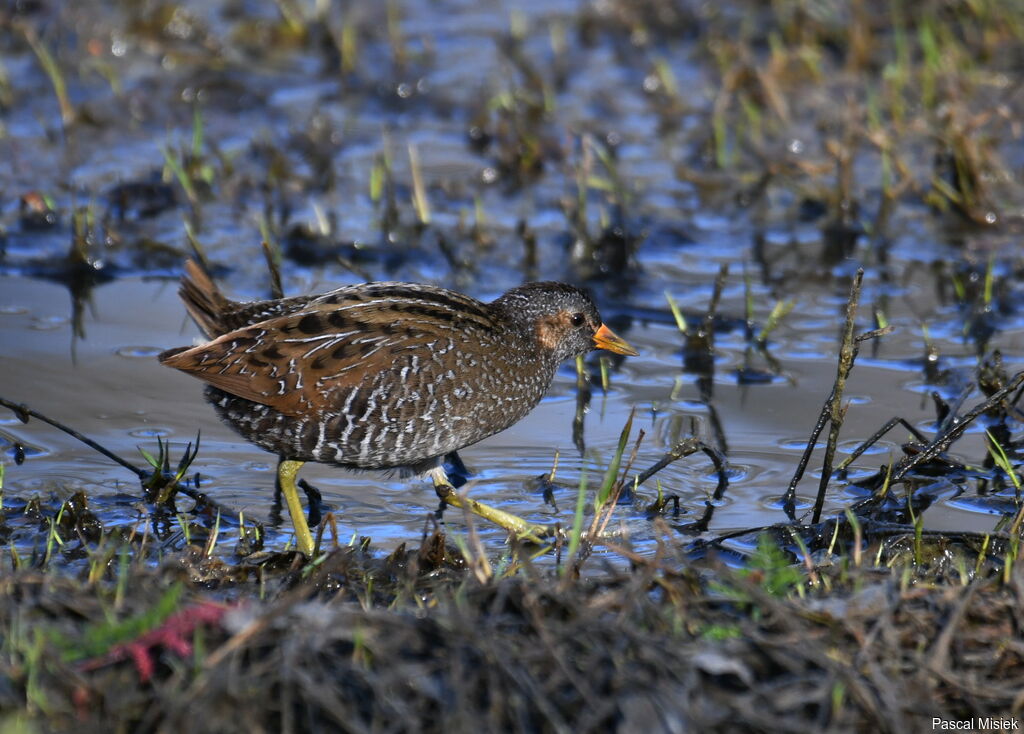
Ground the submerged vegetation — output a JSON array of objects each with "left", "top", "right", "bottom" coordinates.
[{"left": 2, "top": 0, "right": 1024, "bottom": 730}]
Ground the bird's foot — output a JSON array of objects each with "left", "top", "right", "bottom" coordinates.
[{"left": 428, "top": 467, "right": 554, "bottom": 544}]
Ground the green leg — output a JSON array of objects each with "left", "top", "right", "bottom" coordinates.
[
  {"left": 428, "top": 466, "right": 553, "bottom": 542},
  {"left": 278, "top": 459, "right": 316, "bottom": 557}
]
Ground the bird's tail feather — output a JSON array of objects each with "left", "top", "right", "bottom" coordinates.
[{"left": 179, "top": 259, "right": 233, "bottom": 338}]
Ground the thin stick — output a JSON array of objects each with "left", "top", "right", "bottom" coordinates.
[
  {"left": 781, "top": 271, "right": 879, "bottom": 523},
  {"left": 836, "top": 416, "right": 929, "bottom": 471},
  {"left": 890, "top": 370, "right": 1024, "bottom": 483},
  {"left": 782, "top": 283, "right": 858, "bottom": 517},
  {"left": 0, "top": 396, "right": 144, "bottom": 478},
  {"left": 0, "top": 395, "right": 224, "bottom": 509},
  {"left": 813, "top": 271, "right": 865, "bottom": 523},
  {"left": 634, "top": 437, "right": 729, "bottom": 499}
]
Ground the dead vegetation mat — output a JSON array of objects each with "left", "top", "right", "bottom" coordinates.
[{"left": 1, "top": 535, "right": 1022, "bottom": 734}]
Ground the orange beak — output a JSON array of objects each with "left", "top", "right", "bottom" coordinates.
[{"left": 593, "top": 323, "right": 638, "bottom": 356}]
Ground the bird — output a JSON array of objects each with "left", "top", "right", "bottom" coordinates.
[{"left": 159, "top": 260, "right": 637, "bottom": 555}]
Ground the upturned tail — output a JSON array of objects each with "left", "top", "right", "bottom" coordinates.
[{"left": 178, "top": 259, "right": 233, "bottom": 339}]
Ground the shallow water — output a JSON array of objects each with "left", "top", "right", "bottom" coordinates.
[
  {"left": 2, "top": 0, "right": 1024, "bottom": 559},
  {"left": 2, "top": 263, "right": 1019, "bottom": 556}
]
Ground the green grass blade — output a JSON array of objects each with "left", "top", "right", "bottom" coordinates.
[
  {"left": 596, "top": 410, "right": 634, "bottom": 509},
  {"left": 566, "top": 466, "right": 587, "bottom": 564}
]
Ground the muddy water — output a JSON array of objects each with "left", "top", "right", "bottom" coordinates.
[{"left": 2, "top": 0, "right": 1023, "bottom": 558}]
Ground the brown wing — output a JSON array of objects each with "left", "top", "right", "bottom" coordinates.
[{"left": 160, "top": 284, "right": 497, "bottom": 417}]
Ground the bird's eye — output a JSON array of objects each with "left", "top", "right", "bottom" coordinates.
[{"left": 570, "top": 312, "right": 586, "bottom": 327}]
